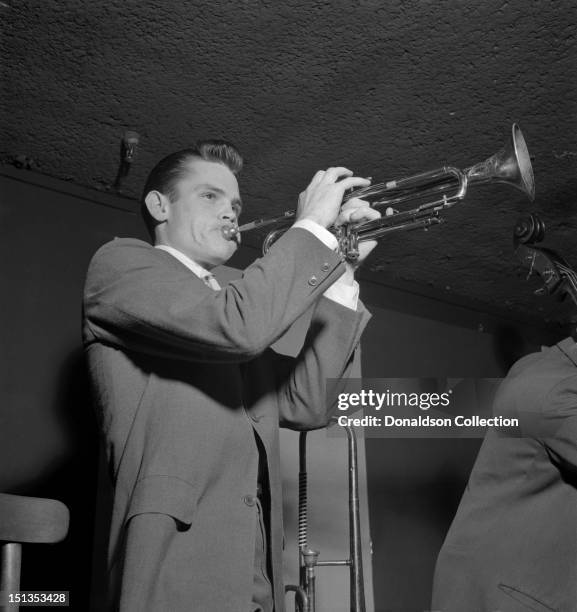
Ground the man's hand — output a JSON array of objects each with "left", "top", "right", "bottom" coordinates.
[{"left": 297, "top": 167, "right": 371, "bottom": 229}]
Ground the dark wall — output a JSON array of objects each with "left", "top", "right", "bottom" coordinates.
[{"left": 0, "top": 169, "right": 147, "bottom": 607}]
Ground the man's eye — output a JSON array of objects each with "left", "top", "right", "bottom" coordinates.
[{"left": 202, "top": 192, "right": 216, "bottom": 200}]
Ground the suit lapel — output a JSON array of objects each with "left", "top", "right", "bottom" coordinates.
[{"left": 154, "top": 246, "right": 215, "bottom": 290}]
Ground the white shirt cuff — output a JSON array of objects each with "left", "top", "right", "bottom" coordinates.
[
  {"left": 292, "top": 219, "right": 339, "bottom": 251},
  {"left": 323, "top": 277, "right": 359, "bottom": 310},
  {"left": 292, "top": 219, "right": 358, "bottom": 310}
]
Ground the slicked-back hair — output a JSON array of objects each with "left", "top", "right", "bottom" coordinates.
[{"left": 141, "top": 140, "right": 243, "bottom": 238}]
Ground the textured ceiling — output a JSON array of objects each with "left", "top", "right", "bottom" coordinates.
[{"left": 2, "top": 0, "right": 577, "bottom": 325}]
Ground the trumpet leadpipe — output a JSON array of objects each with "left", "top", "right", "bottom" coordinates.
[{"left": 238, "top": 210, "right": 297, "bottom": 232}]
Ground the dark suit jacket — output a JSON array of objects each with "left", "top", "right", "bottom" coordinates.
[
  {"left": 83, "top": 228, "right": 370, "bottom": 612},
  {"left": 432, "top": 337, "right": 577, "bottom": 612}
]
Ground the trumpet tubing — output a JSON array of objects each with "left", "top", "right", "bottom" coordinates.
[{"left": 225, "top": 124, "right": 535, "bottom": 261}]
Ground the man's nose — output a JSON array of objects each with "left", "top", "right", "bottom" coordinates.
[{"left": 220, "top": 203, "right": 237, "bottom": 222}]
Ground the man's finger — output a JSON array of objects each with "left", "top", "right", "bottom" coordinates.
[
  {"left": 348, "top": 207, "right": 381, "bottom": 223},
  {"left": 335, "top": 205, "right": 379, "bottom": 226},
  {"left": 335, "top": 208, "right": 356, "bottom": 225},
  {"left": 321, "top": 167, "right": 353, "bottom": 183},
  {"left": 308, "top": 170, "right": 326, "bottom": 187},
  {"left": 336, "top": 176, "right": 372, "bottom": 193},
  {"left": 340, "top": 197, "right": 370, "bottom": 211}
]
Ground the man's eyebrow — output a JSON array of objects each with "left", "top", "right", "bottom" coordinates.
[{"left": 196, "top": 184, "right": 243, "bottom": 209}]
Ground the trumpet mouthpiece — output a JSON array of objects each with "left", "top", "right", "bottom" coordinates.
[{"left": 222, "top": 225, "right": 240, "bottom": 242}]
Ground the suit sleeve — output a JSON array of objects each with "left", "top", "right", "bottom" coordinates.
[
  {"left": 272, "top": 296, "right": 371, "bottom": 430},
  {"left": 83, "top": 231, "right": 346, "bottom": 363},
  {"left": 540, "top": 375, "right": 577, "bottom": 472}
]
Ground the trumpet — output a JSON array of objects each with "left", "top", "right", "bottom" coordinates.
[{"left": 223, "top": 124, "right": 534, "bottom": 261}]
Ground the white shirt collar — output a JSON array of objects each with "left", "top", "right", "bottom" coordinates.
[{"left": 155, "top": 244, "right": 213, "bottom": 280}]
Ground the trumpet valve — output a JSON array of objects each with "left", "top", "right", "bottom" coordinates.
[{"left": 336, "top": 225, "right": 360, "bottom": 262}]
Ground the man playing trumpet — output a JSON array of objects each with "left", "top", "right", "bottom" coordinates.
[{"left": 83, "top": 140, "right": 378, "bottom": 611}]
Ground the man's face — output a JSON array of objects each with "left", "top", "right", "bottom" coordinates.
[{"left": 160, "top": 159, "right": 242, "bottom": 269}]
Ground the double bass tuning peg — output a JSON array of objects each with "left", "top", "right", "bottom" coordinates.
[{"left": 513, "top": 214, "right": 546, "bottom": 247}]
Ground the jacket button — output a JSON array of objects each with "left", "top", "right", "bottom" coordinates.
[
  {"left": 308, "top": 276, "right": 318, "bottom": 286},
  {"left": 251, "top": 414, "right": 261, "bottom": 422},
  {"left": 243, "top": 495, "right": 256, "bottom": 507},
  {"left": 321, "top": 263, "right": 330, "bottom": 272}
]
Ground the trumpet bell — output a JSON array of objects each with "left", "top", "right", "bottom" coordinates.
[{"left": 466, "top": 123, "right": 535, "bottom": 201}]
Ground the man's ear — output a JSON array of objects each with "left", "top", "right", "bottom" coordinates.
[{"left": 144, "top": 190, "right": 171, "bottom": 223}]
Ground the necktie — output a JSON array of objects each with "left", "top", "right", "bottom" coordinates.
[{"left": 202, "top": 274, "right": 221, "bottom": 291}]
